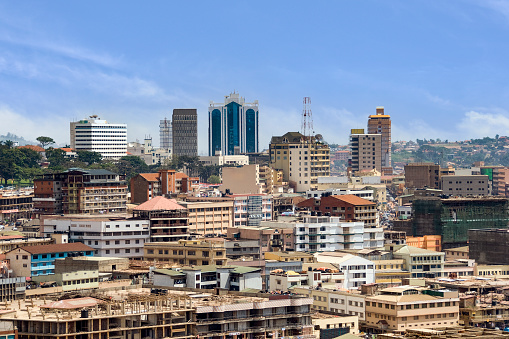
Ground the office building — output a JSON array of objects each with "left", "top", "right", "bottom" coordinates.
[
  {"left": 269, "top": 131, "right": 330, "bottom": 192},
  {"left": 159, "top": 117, "right": 172, "bottom": 151},
  {"left": 349, "top": 129, "right": 382, "bottom": 173},
  {"left": 70, "top": 115, "right": 127, "bottom": 160},
  {"left": 172, "top": 109, "right": 198, "bottom": 156},
  {"left": 404, "top": 162, "right": 440, "bottom": 189},
  {"left": 441, "top": 175, "right": 489, "bottom": 196},
  {"left": 178, "top": 200, "right": 233, "bottom": 236},
  {"left": 144, "top": 239, "right": 227, "bottom": 266},
  {"left": 208, "top": 92, "right": 259, "bottom": 156},
  {"left": 367, "top": 106, "right": 392, "bottom": 174}
]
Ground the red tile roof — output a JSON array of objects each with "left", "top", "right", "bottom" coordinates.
[
  {"left": 134, "top": 196, "right": 186, "bottom": 211},
  {"left": 18, "top": 145, "right": 45, "bottom": 152},
  {"left": 15, "top": 242, "right": 93, "bottom": 255},
  {"left": 58, "top": 148, "right": 74, "bottom": 152},
  {"left": 139, "top": 173, "right": 159, "bottom": 182},
  {"left": 0, "top": 235, "right": 24, "bottom": 240},
  {"left": 330, "top": 195, "right": 375, "bottom": 206}
]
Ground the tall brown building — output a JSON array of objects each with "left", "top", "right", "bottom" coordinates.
[
  {"left": 349, "top": 130, "right": 382, "bottom": 174},
  {"left": 367, "top": 106, "right": 392, "bottom": 175},
  {"left": 404, "top": 163, "right": 440, "bottom": 189}
]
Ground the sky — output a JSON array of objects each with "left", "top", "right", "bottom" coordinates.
[{"left": 2, "top": 1, "right": 509, "bottom": 154}]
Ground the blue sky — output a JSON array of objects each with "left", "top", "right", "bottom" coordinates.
[{"left": 2, "top": 1, "right": 509, "bottom": 154}]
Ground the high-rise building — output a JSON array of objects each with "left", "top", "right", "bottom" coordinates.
[
  {"left": 159, "top": 118, "right": 172, "bottom": 151},
  {"left": 172, "top": 109, "right": 198, "bottom": 157},
  {"left": 367, "top": 106, "right": 392, "bottom": 174},
  {"left": 70, "top": 115, "right": 127, "bottom": 160},
  {"left": 208, "top": 92, "right": 259, "bottom": 156},
  {"left": 349, "top": 129, "right": 382, "bottom": 174},
  {"left": 269, "top": 132, "right": 330, "bottom": 192}
]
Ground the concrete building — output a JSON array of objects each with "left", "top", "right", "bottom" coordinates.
[
  {"left": 264, "top": 251, "right": 315, "bottom": 263},
  {"left": 32, "top": 256, "right": 100, "bottom": 291},
  {"left": 349, "top": 130, "right": 382, "bottom": 173},
  {"left": 315, "top": 252, "right": 375, "bottom": 289},
  {"left": 132, "top": 196, "right": 189, "bottom": 243},
  {"left": 130, "top": 169, "right": 199, "bottom": 204},
  {"left": 34, "top": 169, "right": 128, "bottom": 215},
  {"left": 312, "top": 312, "right": 359, "bottom": 337},
  {"left": 70, "top": 115, "right": 127, "bottom": 160},
  {"left": 441, "top": 175, "right": 489, "bottom": 196},
  {"left": 364, "top": 286, "right": 459, "bottom": 333},
  {"left": 41, "top": 215, "right": 150, "bottom": 259},
  {"left": 225, "top": 239, "right": 261, "bottom": 260},
  {"left": 468, "top": 228, "right": 509, "bottom": 265},
  {"left": 227, "top": 225, "right": 295, "bottom": 253},
  {"left": 259, "top": 166, "right": 286, "bottom": 194},
  {"left": 406, "top": 235, "right": 442, "bottom": 252},
  {"left": 269, "top": 131, "right": 330, "bottom": 192},
  {"left": 404, "top": 163, "right": 440, "bottom": 189},
  {"left": 127, "top": 137, "right": 171, "bottom": 165},
  {"left": 306, "top": 188, "right": 374, "bottom": 201},
  {"left": 231, "top": 194, "right": 272, "bottom": 227},
  {"left": 390, "top": 245, "right": 445, "bottom": 278},
  {"left": 0, "top": 189, "right": 33, "bottom": 221},
  {"left": 198, "top": 154, "right": 249, "bottom": 166},
  {"left": 368, "top": 106, "right": 392, "bottom": 175},
  {"left": 269, "top": 269, "right": 344, "bottom": 291},
  {"left": 220, "top": 164, "right": 263, "bottom": 194},
  {"left": 144, "top": 239, "right": 227, "bottom": 266},
  {"left": 172, "top": 109, "right": 198, "bottom": 157},
  {"left": 444, "top": 246, "right": 469, "bottom": 260},
  {"left": 208, "top": 92, "right": 259, "bottom": 156},
  {"left": 6, "top": 243, "right": 94, "bottom": 278},
  {"left": 159, "top": 117, "right": 172, "bottom": 151},
  {"left": 178, "top": 200, "right": 233, "bottom": 236}
]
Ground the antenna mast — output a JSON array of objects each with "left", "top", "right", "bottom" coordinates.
[{"left": 301, "top": 97, "right": 314, "bottom": 141}]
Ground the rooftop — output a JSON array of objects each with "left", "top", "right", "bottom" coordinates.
[
  {"left": 12, "top": 242, "right": 94, "bottom": 255},
  {"left": 134, "top": 196, "right": 186, "bottom": 211}
]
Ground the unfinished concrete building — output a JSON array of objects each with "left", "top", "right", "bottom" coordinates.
[
  {"left": 394, "top": 197, "right": 509, "bottom": 249},
  {"left": 468, "top": 228, "right": 509, "bottom": 265}
]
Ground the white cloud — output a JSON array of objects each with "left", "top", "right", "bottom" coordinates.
[{"left": 457, "top": 110, "right": 509, "bottom": 138}]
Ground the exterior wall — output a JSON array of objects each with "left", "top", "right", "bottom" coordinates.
[
  {"left": 228, "top": 226, "right": 294, "bottom": 253},
  {"left": 264, "top": 252, "right": 315, "bottom": 263},
  {"left": 349, "top": 132, "right": 382, "bottom": 173},
  {"left": 406, "top": 235, "right": 442, "bottom": 252},
  {"left": 172, "top": 109, "right": 197, "bottom": 157},
  {"left": 315, "top": 254, "right": 376, "bottom": 289},
  {"left": 226, "top": 240, "right": 261, "bottom": 260},
  {"left": 404, "top": 163, "right": 440, "bottom": 189},
  {"left": 393, "top": 248, "right": 445, "bottom": 278},
  {"left": 368, "top": 107, "right": 392, "bottom": 174},
  {"left": 469, "top": 229, "right": 509, "bottom": 265},
  {"left": 144, "top": 240, "right": 227, "bottom": 266},
  {"left": 441, "top": 175, "right": 489, "bottom": 197},
  {"left": 130, "top": 175, "right": 153, "bottom": 204},
  {"left": 221, "top": 165, "right": 262, "bottom": 194},
  {"left": 199, "top": 155, "right": 249, "bottom": 166},
  {"left": 444, "top": 247, "right": 469, "bottom": 260},
  {"left": 232, "top": 194, "right": 272, "bottom": 227},
  {"left": 159, "top": 117, "right": 172, "bottom": 151},
  {"left": 41, "top": 217, "right": 150, "bottom": 259}
]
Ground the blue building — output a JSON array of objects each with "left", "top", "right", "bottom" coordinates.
[
  {"left": 208, "top": 92, "right": 259, "bottom": 156},
  {"left": 6, "top": 242, "right": 94, "bottom": 278}
]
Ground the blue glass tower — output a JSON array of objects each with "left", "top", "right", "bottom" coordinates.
[{"left": 208, "top": 92, "right": 259, "bottom": 156}]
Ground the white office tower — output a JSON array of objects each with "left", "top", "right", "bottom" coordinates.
[
  {"left": 70, "top": 115, "right": 127, "bottom": 160},
  {"left": 159, "top": 118, "right": 172, "bottom": 152}
]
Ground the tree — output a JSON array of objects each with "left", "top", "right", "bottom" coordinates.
[
  {"left": 77, "top": 150, "right": 102, "bottom": 165},
  {"left": 36, "top": 136, "right": 55, "bottom": 149},
  {"left": 3, "top": 140, "right": 14, "bottom": 149},
  {"left": 46, "top": 148, "right": 67, "bottom": 168},
  {"left": 207, "top": 175, "right": 221, "bottom": 184}
]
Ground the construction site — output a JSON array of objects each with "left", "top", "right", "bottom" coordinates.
[
  {"left": 0, "top": 287, "right": 314, "bottom": 339},
  {"left": 396, "top": 197, "right": 509, "bottom": 249}
]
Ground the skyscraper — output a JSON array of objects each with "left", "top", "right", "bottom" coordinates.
[
  {"left": 70, "top": 115, "right": 127, "bottom": 160},
  {"left": 349, "top": 129, "right": 382, "bottom": 174},
  {"left": 172, "top": 109, "right": 198, "bottom": 157},
  {"left": 367, "top": 106, "right": 392, "bottom": 174},
  {"left": 159, "top": 118, "right": 172, "bottom": 151},
  {"left": 208, "top": 92, "right": 259, "bottom": 156}
]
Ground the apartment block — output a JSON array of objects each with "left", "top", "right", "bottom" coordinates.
[
  {"left": 315, "top": 252, "right": 376, "bottom": 289},
  {"left": 231, "top": 194, "right": 272, "bottom": 227},
  {"left": 227, "top": 225, "right": 295, "bottom": 253},
  {"left": 365, "top": 286, "right": 459, "bottom": 333},
  {"left": 270, "top": 131, "right": 330, "bottom": 192},
  {"left": 368, "top": 106, "right": 392, "bottom": 175},
  {"left": 0, "top": 189, "right": 33, "bottom": 222},
  {"left": 441, "top": 175, "right": 489, "bottom": 196},
  {"left": 225, "top": 239, "right": 261, "bottom": 260},
  {"left": 389, "top": 245, "right": 445, "bottom": 278},
  {"left": 41, "top": 215, "right": 150, "bottom": 259},
  {"left": 349, "top": 130, "right": 382, "bottom": 173},
  {"left": 269, "top": 269, "right": 344, "bottom": 291},
  {"left": 144, "top": 239, "right": 227, "bottom": 266},
  {"left": 178, "top": 200, "right": 233, "bottom": 235}
]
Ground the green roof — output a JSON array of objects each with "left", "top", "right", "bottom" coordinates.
[
  {"left": 228, "top": 266, "right": 261, "bottom": 274},
  {"left": 153, "top": 269, "right": 185, "bottom": 277}
]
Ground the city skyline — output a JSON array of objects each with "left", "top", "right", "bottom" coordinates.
[{"left": 2, "top": 1, "right": 509, "bottom": 154}]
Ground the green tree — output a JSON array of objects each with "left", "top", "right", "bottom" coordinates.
[
  {"left": 207, "top": 175, "right": 221, "bottom": 184},
  {"left": 77, "top": 150, "right": 102, "bottom": 165},
  {"left": 46, "top": 148, "right": 67, "bottom": 168},
  {"left": 3, "top": 140, "right": 14, "bottom": 149},
  {"left": 36, "top": 136, "right": 55, "bottom": 149}
]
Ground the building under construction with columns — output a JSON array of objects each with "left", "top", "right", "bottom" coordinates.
[{"left": 394, "top": 197, "right": 509, "bottom": 249}]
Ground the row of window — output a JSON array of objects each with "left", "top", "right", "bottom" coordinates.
[
  {"left": 366, "top": 301, "right": 456, "bottom": 309},
  {"left": 63, "top": 278, "right": 98, "bottom": 285}
]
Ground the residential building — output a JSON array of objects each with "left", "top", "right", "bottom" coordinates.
[
  {"left": 269, "top": 269, "right": 344, "bottom": 291},
  {"left": 221, "top": 164, "right": 263, "bottom": 194},
  {"left": 178, "top": 200, "right": 233, "bottom": 235},
  {"left": 172, "top": 109, "right": 197, "bottom": 157},
  {"left": 269, "top": 131, "right": 330, "bottom": 192},
  {"left": 312, "top": 313, "right": 359, "bottom": 337},
  {"left": 0, "top": 277, "right": 26, "bottom": 301},
  {"left": 227, "top": 225, "right": 295, "bottom": 253},
  {"left": 444, "top": 246, "right": 469, "bottom": 260},
  {"left": 228, "top": 259, "right": 304, "bottom": 290},
  {"left": 441, "top": 175, "right": 489, "bottom": 196},
  {"left": 231, "top": 194, "right": 272, "bottom": 227},
  {"left": 208, "top": 92, "right": 258, "bottom": 156},
  {"left": 264, "top": 251, "right": 315, "bottom": 263},
  {"left": 0, "top": 236, "right": 55, "bottom": 254},
  {"left": 225, "top": 239, "right": 261, "bottom": 260},
  {"left": 32, "top": 256, "right": 100, "bottom": 291},
  {"left": 127, "top": 137, "right": 171, "bottom": 165},
  {"left": 259, "top": 166, "right": 286, "bottom": 194},
  {"left": 297, "top": 194, "right": 380, "bottom": 229},
  {"left": 6, "top": 243, "right": 94, "bottom": 278},
  {"left": 306, "top": 188, "right": 374, "bottom": 201},
  {"left": 144, "top": 239, "right": 227, "bottom": 266},
  {"left": 40, "top": 215, "right": 150, "bottom": 259},
  {"left": 130, "top": 169, "right": 199, "bottom": 204},
  {"left": 364, "top": 286, "right": 459, "bottom": 333},
  {"left": 315, "top": 252, "right": 375, "bottom": 289},
  {"left": 159, "top": 117, "right": 172, "bottom": 151},
  {"left": 349, "top": 129, "right": 382, "bottom": 173},
  {"left": 404, "top": 163, "right": 440, "bottom": 189},
  {"left": 0, "top": 189, "right": 33, "bottom": 221},
  {"left": 198, "top": 154, "right": 249, "bottom": 166},
  {"left": 367, "top": 106, "right": 392, "bottom": 174},
  {"left": 133, "top": 196, "right": 188, "bottom": 242},
  {"left": 70, "top": 115, "right": 127, "bottom": 160},
  {"left": 389, "top": 245, "right": 445, "bottom": 278}
]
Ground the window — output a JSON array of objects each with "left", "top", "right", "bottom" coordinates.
[{"left": 125, "top": 240, "right": 130, "bottom": 244}]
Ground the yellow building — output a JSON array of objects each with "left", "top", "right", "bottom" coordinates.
[
  {"left": 144, "top": 239, "right": 227, "bottom": 266},
  {"left": 269, "top": 132, "right": 330, "bottom": 192},
  {"left": 374, "top": 259, "right": 411, "bottom": 284},
  {"left": 259, "top": 166, "right": 285, "bottom": 194},
  {"left": 406, "top": 235, "right": 442, "bottom": 252},
  {"left": 264, "top": 251, "right": 316, "bottom": 263},
  {"left": 179, "top": 200, "right": 233, "bottom": 235},
  {"left": 365, "top": 286, "right": 459, "bottom": 333}
]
